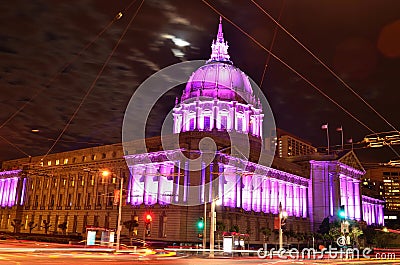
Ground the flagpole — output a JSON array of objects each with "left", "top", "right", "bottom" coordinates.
[
  {"left": 341, "top": 130, "right": 344, "bottom": 151},
  {"left": 326, "top": 124, "right": 330, "bottom": 154},
  {"left": 340, "top": 126, "right": 344, "bottom": 151}
]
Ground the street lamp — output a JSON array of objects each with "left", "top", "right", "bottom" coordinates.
[
  {"left": 279, "top": 202, "right": 287, "bottom": 250},
  {"left": 102, "top": 170, "right": 124, "bottom": 251}
]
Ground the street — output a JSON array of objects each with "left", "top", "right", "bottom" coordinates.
[{"left": 0, "top": 240, "right": 398, "bottom": 265}]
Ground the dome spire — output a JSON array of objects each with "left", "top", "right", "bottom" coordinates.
[
  {"left": 217, "top": 16, "right": 224, "bottom": 42},
  {"left": 207, "top": 17, "right": 231, "bottom": 64}
]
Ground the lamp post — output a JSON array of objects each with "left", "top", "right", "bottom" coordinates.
[
  {"left": 278, "top": 202, "right": 287, "bottom": 250},
  {"left": 116, "top": 175, "right": 123, "bottom": 251},
  {"left": 209, "top": 198, "right": 216, "bottom": 258},
  {"left": 102, "top": 170, "right": 123, "bottom": 251}
]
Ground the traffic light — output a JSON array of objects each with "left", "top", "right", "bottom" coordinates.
[
  {"left": 338, "top": 205, "right": 345, "bottom": 219},
  {"left": 145, "top": 213, "right": 152, "bottom": 237},
  {"left": 197, "top": 217, "right": 204, "bottom": 230},
  {"left": 281, "top": 216, "right": 287, "bottom": 230}
]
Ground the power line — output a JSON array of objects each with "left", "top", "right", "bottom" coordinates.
[
  {"left": 259, "top": 0, "right": 286, "bottom": 88},
  {"left": 201, "top": 0, "right": 400, "bottom": 160},
  {"left": 251, "top": 0, "right": 399, "bottom": 134},
  {"left": 0, "top": 0, "right": 138, "bottom": 158},
  {"left": 41, "top": 0, "right": 145, "bottom": 161}
]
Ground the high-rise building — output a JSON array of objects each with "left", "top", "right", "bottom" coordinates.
[
  {"left": 363, "top": 166, "right": 400, "bottom": 226},
  {"left": 276, "top": 129, "right": 317, "bottom": 158}
]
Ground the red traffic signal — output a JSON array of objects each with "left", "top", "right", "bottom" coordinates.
[{"left": 145, "top": 213, "right": 152, "bottom": 223}]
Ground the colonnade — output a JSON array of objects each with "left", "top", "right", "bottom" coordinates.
[
  {"left": 362, "top": 195, "right": 385, "bottom": 225},
  {"left": 127, "top": 158, "right": 309, "bottom": 218}
]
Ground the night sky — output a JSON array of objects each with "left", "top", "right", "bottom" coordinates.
[{"left": 1, "top": 0, "right": 400, "bottom": 164}]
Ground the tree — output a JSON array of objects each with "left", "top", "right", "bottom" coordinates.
[
  {"left": 229, "top": 225, "right": 239, "bottom": 233},
  {"left": 260, "top": 227, "right": 271, "bottom": 250},
  {"left": 11, "top": 219, "right": 22, "bottom": 233},
  {"left": 295, "top": 232, "right": 306, "bottom": 249},
  {"left": 42, "top": 220, "right": 52, "bottom": 234},
  {"left": 283, "top": 229, "right": 296, "bottom": 245},
  {"left": 216, "top": 221, "right": 226, "bottom": 233},
  {"left": 350, "top": 226, "right": 363, "bottom": 248},
  {"left": 58, "top": 222, "right": 67, "bottom": 235},
  {"left": 123, "top": 219, "right": 139, "bottom": 246},
  {"left": 318, "top": 217, "right": 330, "bottom": 235},
  {"left": 28, "top": 221, "right": 37, "bottom": 234}
]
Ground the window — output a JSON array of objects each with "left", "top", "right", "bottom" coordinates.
[
  {"left": 82, "top": 156, "right": 86, "bottom": 162},
  {"left": 221, "top": 115, "right": 227, "bottom": 130},
  {"left": 70, "top": 176, "right": 75, "bottom": 187},
  {"left": 58, "top": 194, "right": 63, "bottom": 206},
  {"left": 102, "top": 153, "right": 106, "bottom": 159},
  {"left": 47, "top": 161, "right": 52, "bottom": 166},
  {"left": 107, "top": 194, "right": 113, "bottom": 207},
  {"left": 204, "top": 116, "right": 211, "bottom": 130},
  {"left": 94, "top": 216, "right": 99, "bottom": 227},
  {"left": 72, "top": 215, "right": 78, "bottom": 233},
  {"left": 104, "top": 215, "right": 109, "bottom": 228},
  {"left": 78, "top": 175, "right": 84, "bottom": 186},
  {"left": 159, "top": 214, "right": 167, "bottom": 238},
  {"left": 86, "top": 193, "right": 91, "bottom": 206},
  {"left": 189, "top": 118, "right": 195, "bottom": 130},
  {"left": 34, "top": 195, "right": 39, "bottom": 207},
  {"left": 237, "top": 117, "right": 243, "bottom": 132},
  {"left": 82, "top": 215, "right": 88, "bottom": 233},
  {"left": 91, "top": 155, "right": 96, "bottom": 161},
  {"left": 54, "top": 215, "right": 59, "bottom": 232},
  {"left": 24, "top": 214, "right": 29, "bottom": 230},
  {"left": 50, "top": 195, "right": 55, "bottom": 206},
  {"left": 41, "top": 195, "right": 47, "bottom": 206},
  {"left": 55, "top": 159, "right": 60, "bottom": 165},
  {"left": 97, "top": 192, "right": 102, "bottom": 206},
  {"left": 63, "top": 158, "right": 68, "bottom": 164},
  {"left": 76, "top": 194, "right": 81, "bottom": 206},
  {"left": 38, "top": 215, "right": 42, "bottom": 230},
  {"left": 67, "top": 194, "right": 72, "bottom": 206}
]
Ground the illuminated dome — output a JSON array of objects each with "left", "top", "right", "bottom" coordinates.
[
  {"left": 181, "top": 62, "right": 256, "bottom": 104},
  {"left": 173, "top": 18, "right": 263, "bottom": 137},
  {"left": 181, "top": 17, "right": 256, "bottom": 105}
]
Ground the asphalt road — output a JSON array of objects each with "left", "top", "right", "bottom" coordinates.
[
  {"left": 0, "top": 240, "right": 398, "bottom": 264},
  {"left": 0, "top": 252, "right": 399, "bottom": 265}
]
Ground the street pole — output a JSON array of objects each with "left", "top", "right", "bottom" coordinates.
[
  {"left": 209, "top": 199, "right": 216, "bottom": 258},
  {"left": 116, "top": 176, "right": 123, "bottom": 251},
  {"left": 203, "top": 201, "right": 206, "bottom": 252},
  {"left": 279, "top": 202, "right": 283, "bottom": 250}
]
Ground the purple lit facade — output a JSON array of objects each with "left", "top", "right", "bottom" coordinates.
[
  {"left": 362, "top": 195, "right": 385, "bottom": 225},
  {"left": 0, "top": 170, "right": 24, "bottom": 207},
  {"left": 125, "top": 151, "right": 309, "bottom": 218},
  {"left": 309, "top": 151, "right": 384, "bottom": 228}
]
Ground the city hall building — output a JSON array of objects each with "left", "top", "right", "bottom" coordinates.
[{"left": 0, "top": 19, "right": 384, "bottom": 245}]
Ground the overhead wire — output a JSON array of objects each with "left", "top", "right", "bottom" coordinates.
[
  {"left": 41, "top": 0, "right": 145, "bottom": 161},
  {"left": 201, "top": 0, "right": 400, "bottom": 159},
  {"left": 251, "top": 0, "right": 399, "bottom": 134},
  {"left": 0, "top": 0, "right": 138, "bottom": 157},
  {"left": 259, "top": 0, "right": 286, "bottom": 88}
]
